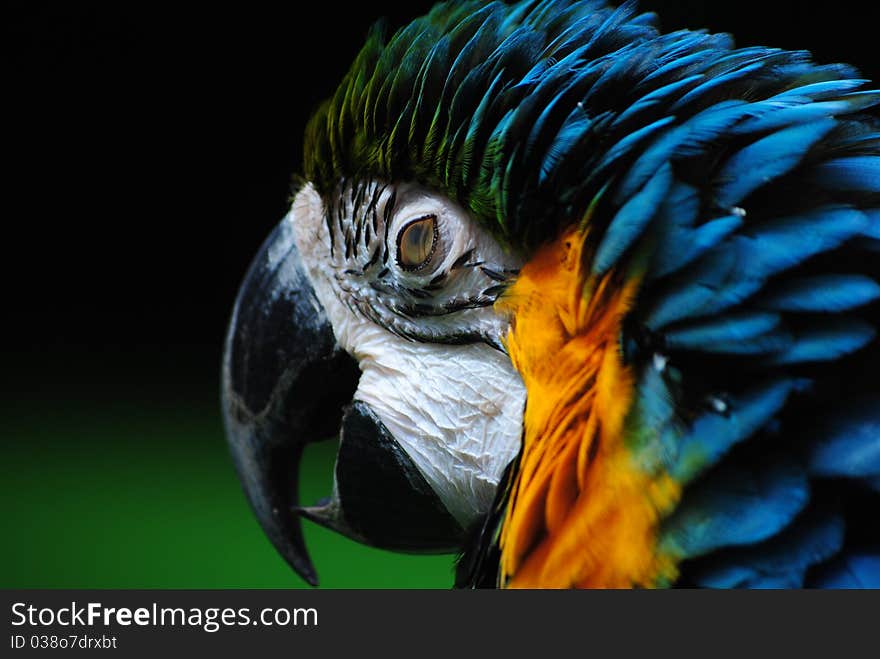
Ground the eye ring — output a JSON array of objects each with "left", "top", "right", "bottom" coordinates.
[{"left": 396, "top": 214, "right": 439, "bottom": 272}]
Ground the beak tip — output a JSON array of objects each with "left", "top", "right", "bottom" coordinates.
[
  {"left": 288, "top": 555, "right": 319, "bottom": 588},
  {"left": 272, "top": 508, "right": 320, "bottom": 587}
]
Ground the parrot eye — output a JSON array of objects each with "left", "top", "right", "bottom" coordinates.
[{"left": 396, "top": 214, "right": 438, "bottom": 272}]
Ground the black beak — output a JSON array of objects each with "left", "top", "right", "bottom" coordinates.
[
  {"left": 220, "top": 220, "right": 360, "bottom": 586},
  {"left": 222, "top": 215, "right": 464, "bottom": 586}
]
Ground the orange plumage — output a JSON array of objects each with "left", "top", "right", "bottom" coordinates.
[{"left": 496, "top": 228, "right": 681, "bottom": 588}]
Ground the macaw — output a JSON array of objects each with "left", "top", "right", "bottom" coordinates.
[{"left": 221, "top": 0, "right": 880, "bottom": 588}]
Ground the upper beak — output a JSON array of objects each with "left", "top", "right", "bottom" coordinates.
[
  {"left": 221, "top": 211, "right": 465, "bottom": 586},
  {"left": 220, "top": 218, "right": 360, "bottom": 586}
]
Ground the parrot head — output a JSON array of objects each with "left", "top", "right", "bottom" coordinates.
[
  {"left": 221, "top": 0, "right": 574, "bottom": 586},
  {"left": 222, "top": 177, "right": 527, "bottom": 585},
  {"left": 222, "top": 0, "right": 880, "bottom": 588}
]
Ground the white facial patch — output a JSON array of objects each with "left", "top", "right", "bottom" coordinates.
[{"left": 290, "top": 182, "right": 526, "bottom": 529}]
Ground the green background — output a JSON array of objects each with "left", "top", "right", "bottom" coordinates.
[{"left": 1, "top": 369, "right": 453, "bottom": 589}]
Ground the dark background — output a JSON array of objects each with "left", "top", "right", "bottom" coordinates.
[{"left": 4, "top": 1, "right": 879, "bottom": 587}]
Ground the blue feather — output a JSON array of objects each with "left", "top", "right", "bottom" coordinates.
[
  {"left": 538, "top": 113, "right": 594, "bottom": 184},
  {"left": 744, "top": 575, "right": 805, "bottom": 588},
  {"left": 772, "top": 60, "right": 861, "bottom": 85},
  {"left": 594, "top": 162, "right": 672, "bottom": 274},
  {"left": 678, "top": 214, "right": 744, "bottom": 264},
  {"left": 527, "top": 87, "right": 577, "bottom": 155},
  {"left": 613, "top": 127, "right": 686, "bottom": 203},
  {"left": 773, "top": 79, "right": 868, "bottom": 101},
  {"left": 649, "top": 182, "right": 700, "bottom": 278},
  {"left": 670, "top": 379, "right": 794, "bottom": 483},
  {"left": 664, "top": 311, "right": 780, "bottom": 351},
  {"left": 691, "top": 564, "right": 761, "bottom": 589},
  {"left": 660, "top": 461, "right": 810, "bottom": 559},
  {"left": 652, "top": 212, "right": 743, "bottom": 281},
  {"left": 611, "top": 74, "right": 703, "bottom": 129},
  {"left": 766, "top": 318, "right": 876, "bottom": 365},
  {"left": 580, "top": 0, "right": 642, "bottom": 51},
  {"left": 594, "top": 115, "right": 676, "bottom": 173},
  {"left": 674, "top": 102, "right": 757, "bottom": 157},
  {"left": 812, "top": 156, "right": 880, "bottom": 193},
  {"left": 832, "top": 128, "right": 880, "bottom": 152},
  {"left": 715, "top": 119, "right": 836, "bottom": 208},
  {"left": 808, "top": 396, "right": 880, "bottom": 478},
  {"left": 706, "top": 46, "right": 782, "bottom": 72},
  {"left": 810, "top": 553, "right": 880, "bottom": 588},
  {"left": 835, "top": 89, "right": 880, "bottom": 111},
  {"left": 733, "top": 92, "right": 880, "bottom": 136},
  {"left": 669, "top": 62, "right": 765, "bottom": 112},
  {"left": 656, "top": 181, "right": 700, "bottom": 228},
  {"left": 865, "top": 210, "right": 880, "bottom": 240},
  {"left": 542, "top": 8, "right": 610, "bottom": 55},
  {"left": 648, "top": 192, "right": 869, "bottom": 328},
  {"left": 582, "top": 42, "right": 654, "bottom": 105},
  {"left": 757, "top": 275, "right": 880, "bottom": 312},
  {"left": 641, "top": 34, "right": 734, "bottom": 85},
  {"left": 688, "top": 509, "right": 845, "bottom": 589},
  {"left": 692, "top": 512, "right": 844, "bottom": 588},
  {"left": 645, "top": 249, "right": 755, "bottom": 329},
  {"left": 616, "top": 101, "right": 751, "bottom": 203},
  {"left": 736, "top": 206, "right": 869, "bottom": 280},
  {"left": 693, "top": 331, "right": 793, "bottom": 356},
  {"left": 731, "top": 100, "right": 847, "bottom": 135}
]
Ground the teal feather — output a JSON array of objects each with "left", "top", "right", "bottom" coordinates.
[
  {"left": 628, "top": 367, "right": 680, "bottom": 473},
  {"left": 670, "top": 380, "right": 794, "bottom": 484}
]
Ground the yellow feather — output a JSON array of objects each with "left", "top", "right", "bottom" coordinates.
[{"left": 496, "top": 228, "right": 682, "bottom": 589}]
